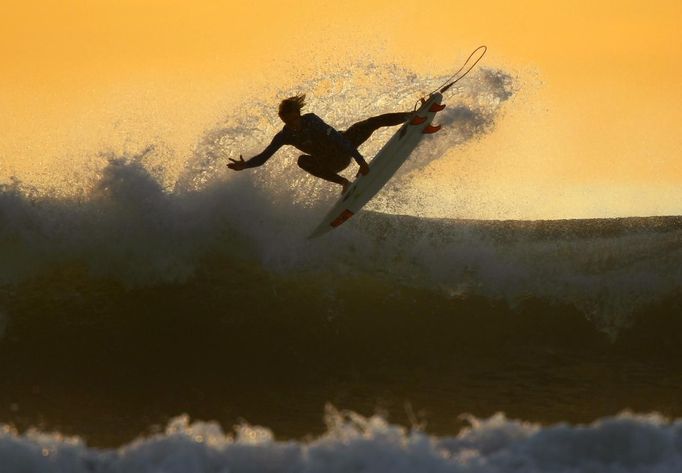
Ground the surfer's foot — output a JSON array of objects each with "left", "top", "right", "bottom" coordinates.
[{"left": 341, "top": 179, "right": 351, "bottom": 195}]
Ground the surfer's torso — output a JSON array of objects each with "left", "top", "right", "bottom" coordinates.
[
  {"left": 282, "top": 113, "right": 339, "bottom": 156},
  {"left": 243, "top": 113, "right": 364, "bottom": 168}
]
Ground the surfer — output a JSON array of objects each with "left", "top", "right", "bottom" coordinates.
[{"left": 227, "top": 94, "right": 411, "bottom": 194}]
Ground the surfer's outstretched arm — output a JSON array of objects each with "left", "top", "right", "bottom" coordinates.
[{"left": 228, "top": 132, "right": 286, "bottom": 170}]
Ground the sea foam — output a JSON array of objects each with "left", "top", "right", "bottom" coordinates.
[{"left": 1, "top": 409, "right": 681, "bottom": 473}]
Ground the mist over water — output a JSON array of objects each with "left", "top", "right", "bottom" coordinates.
[
  {"left": 181, "top": 63, "right": 515, "bottom": 206},
  {"left": 0, "top": 62, "right": 517, "bottom": 286}
]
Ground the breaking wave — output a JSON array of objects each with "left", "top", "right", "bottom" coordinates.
[
  {"left": 1, "top": 152, "right": 680, "bottom": 331},
  {"left": 2, "top": 409, "right": 682, "bottom": 473},
  {"left": 0, "top": 64, "right": 680, "bottom": 345}
]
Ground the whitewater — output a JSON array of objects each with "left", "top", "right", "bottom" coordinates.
[{"left": 3, "top": 410, "right": 682, "bottom": 473}]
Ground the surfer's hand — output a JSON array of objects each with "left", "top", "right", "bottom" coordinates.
[
  {"left": 228, "top": 155, "right": 248, "bottom": 171},
  {"left": 356, "top": 162, "right": 370, "bottom": 177}
]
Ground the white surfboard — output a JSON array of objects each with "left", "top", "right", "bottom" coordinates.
[{"left": 308, "top": 92, "right": 445, "bottom": 238}]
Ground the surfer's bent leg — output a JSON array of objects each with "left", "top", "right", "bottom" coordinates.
[
  {"left": 342, "top": 112, "right": 411, "bottom": 148},
  {"left": 297, "top": 154, "right": 351, "bottom": 187}
]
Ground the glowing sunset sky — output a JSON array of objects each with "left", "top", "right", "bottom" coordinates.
[{"left": 2, "top": 0, "right": 680, "bottom": 218}]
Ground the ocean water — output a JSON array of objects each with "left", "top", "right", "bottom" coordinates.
[{"left": 1, "top": 63, "right": 681, "bottom": 471}]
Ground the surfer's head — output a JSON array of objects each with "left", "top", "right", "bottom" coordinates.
[{"left": 279, "top": 94, "right": 306, "bottom": 130}]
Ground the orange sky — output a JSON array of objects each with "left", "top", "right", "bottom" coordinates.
[{"left": 1, "top": 0, "right": 681, "bottom": 217}]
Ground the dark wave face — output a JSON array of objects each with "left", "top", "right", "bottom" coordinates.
[{"left": 1, "top": 190, "right": 680, "bottom": 446}]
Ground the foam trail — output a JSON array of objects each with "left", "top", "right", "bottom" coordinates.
[{"left": 1, "top": 410, "right": 681, "bottom": 473}]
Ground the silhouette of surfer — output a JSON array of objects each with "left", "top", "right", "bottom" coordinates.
[{"left": 227, "top": 94, "right": 410, "bottom": 194}]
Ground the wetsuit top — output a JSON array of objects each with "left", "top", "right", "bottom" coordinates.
[{"left": 244, "top": 113, "right": 366, "bottom": 168}]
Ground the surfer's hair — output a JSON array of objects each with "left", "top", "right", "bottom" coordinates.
[{"left": 278, "top": 94, "right": 306, "bottom": 117}]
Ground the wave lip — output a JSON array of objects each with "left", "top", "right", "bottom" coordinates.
[{"left": 1, "top": 410, "right": 681, "bottom": 473}]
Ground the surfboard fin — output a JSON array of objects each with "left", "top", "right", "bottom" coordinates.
[
  {"left": 410, "top": 115, "right": 427, "bottom": 125},
  {"left": 423, "top": 124, "right": 442, "bottom": 134},
  {"left": 330, "top": 209, "right": 354, "bottom": 227},
  {"left": 429, "top": 103, "right": 446, "bottom": 112}
]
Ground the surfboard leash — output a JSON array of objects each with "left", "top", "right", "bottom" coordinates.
[
  {"left": 435, "top": 45, "right": 487, "bottom": 95},
  {"left": 411, "top": 45, "right": 487, "bottom": 112}
]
